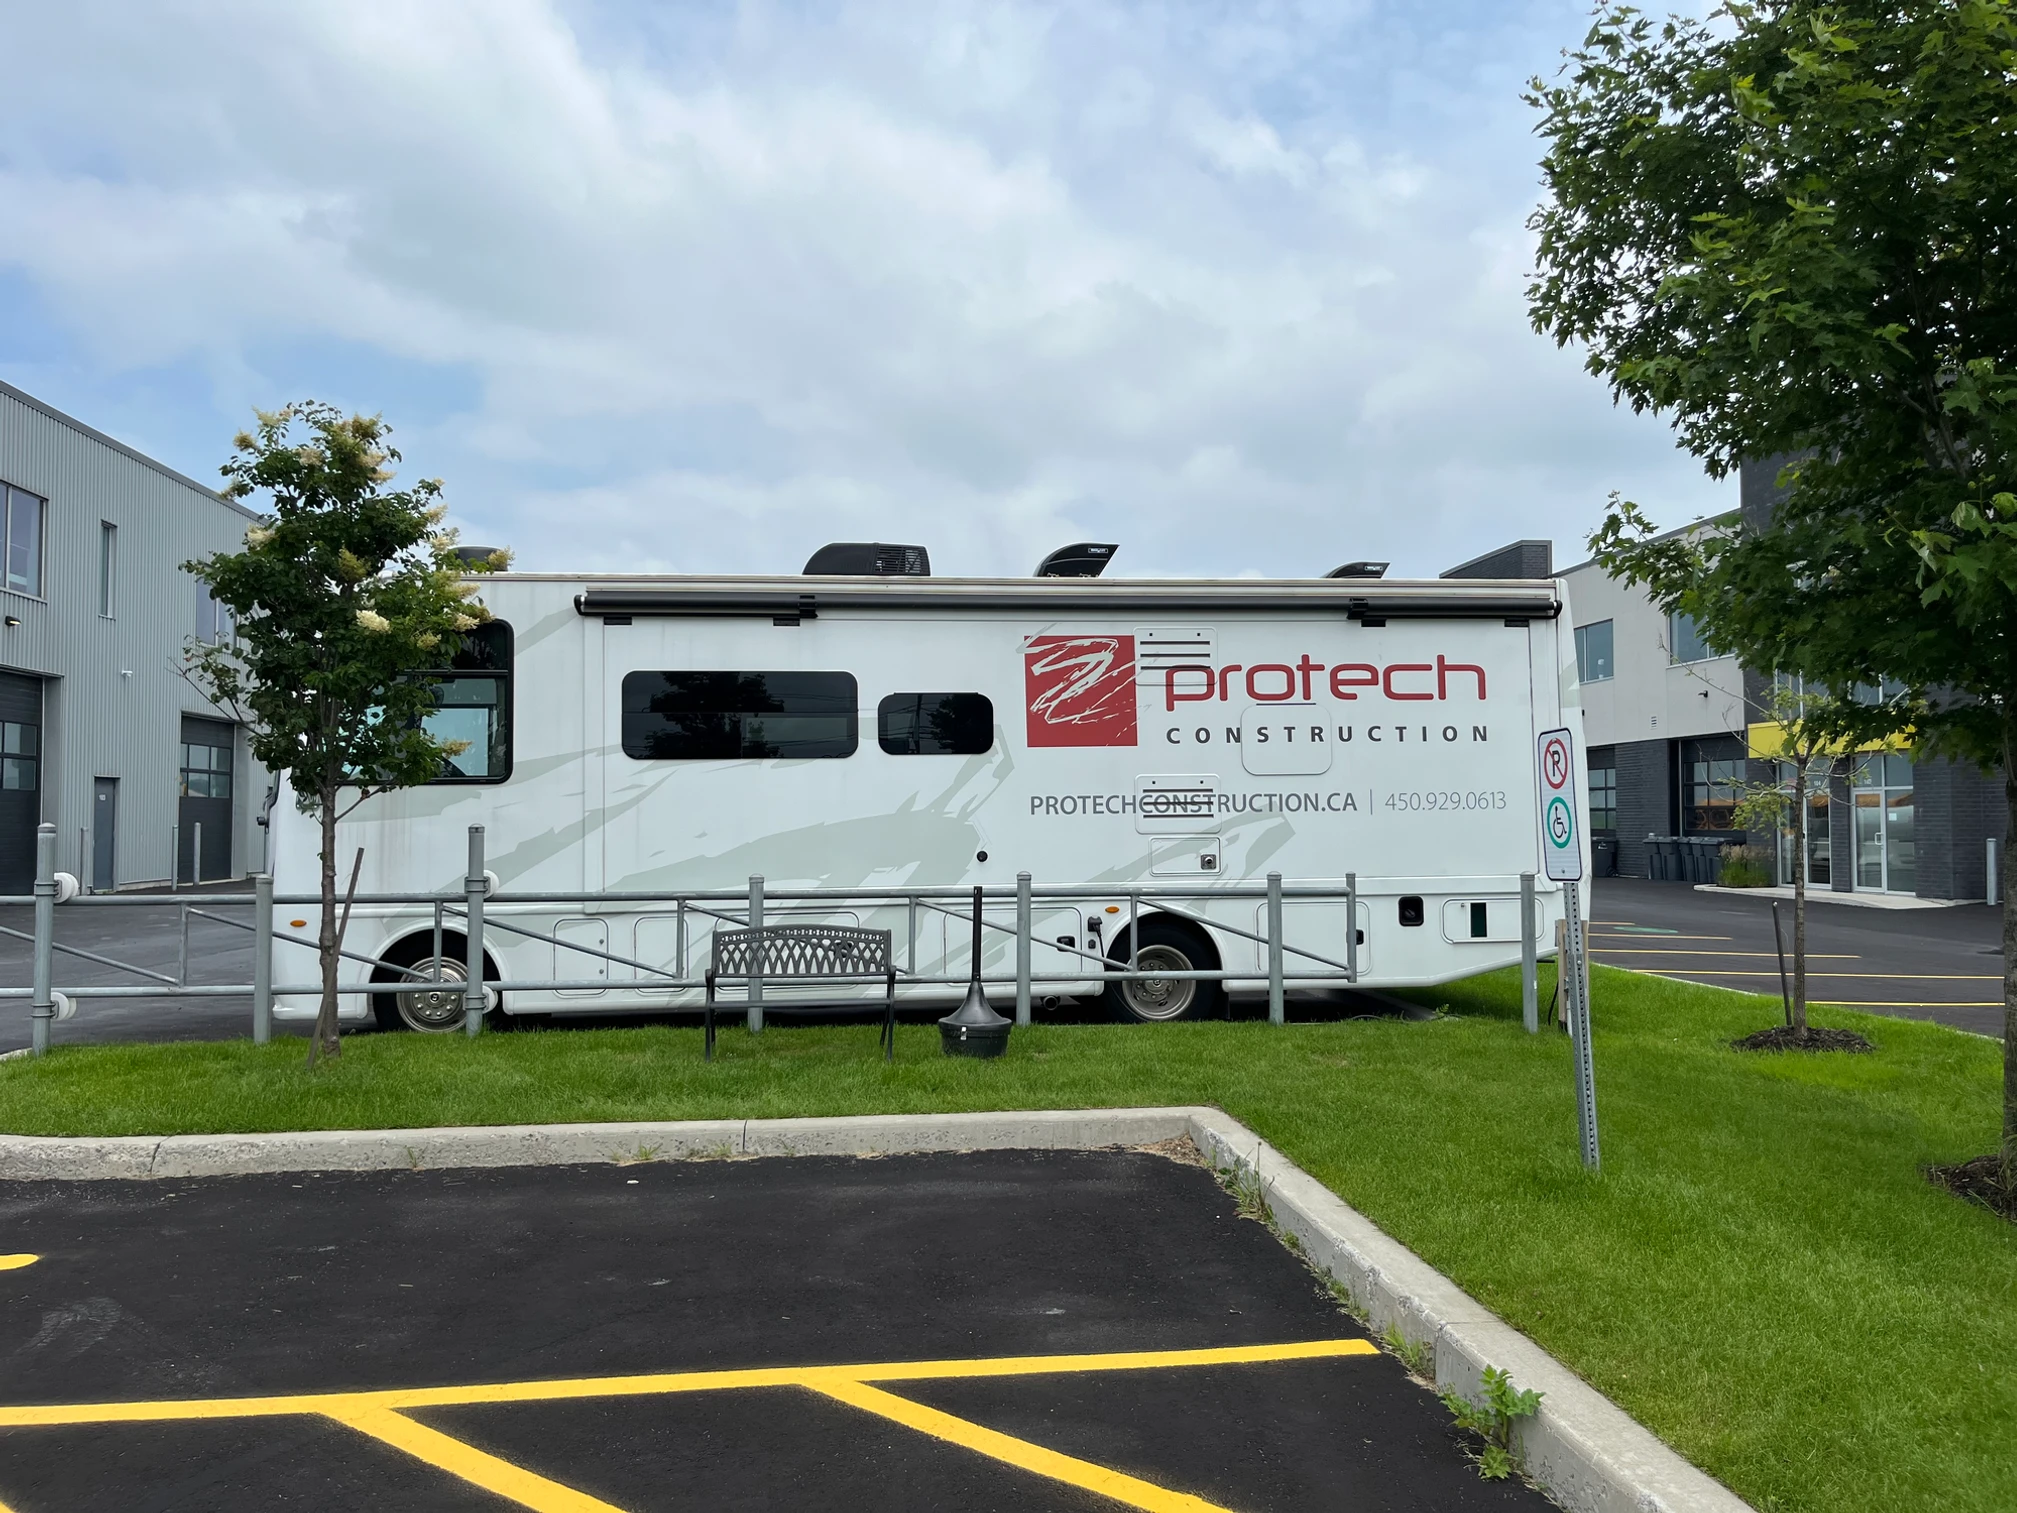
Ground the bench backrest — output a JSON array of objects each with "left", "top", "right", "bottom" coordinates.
[{"left": 710, "top": 923, "right": 893, "bottom": 979}]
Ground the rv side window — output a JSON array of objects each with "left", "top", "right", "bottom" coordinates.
[
  {"left": 623, "top": 671, "right": 859, "bottom": 760},
  {"left": 878, "top": 693, "right": 993, "bottom": 755},
  {"left": 426, "top": 620, "right": 513, "bottom": 783}
]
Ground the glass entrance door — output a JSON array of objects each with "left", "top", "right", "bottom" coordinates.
[
  {"left": 1851, "top": 752, "right": 1914, "bottom": 893},
  {"left": 1776, "top": 778, "right": 1831, "bottom": 887}
]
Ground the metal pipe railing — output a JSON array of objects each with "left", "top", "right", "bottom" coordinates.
[{"left": 6, "top": 820, "right": 1560, "bottom": 1052}]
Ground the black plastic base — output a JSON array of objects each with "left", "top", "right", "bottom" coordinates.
[{"left": 939, "top": 1022, "right": 1011, "bottom": 1058}]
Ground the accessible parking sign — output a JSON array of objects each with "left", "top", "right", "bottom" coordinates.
[{"left": 1537, "top": 727, "right": 1582, "bottom": 882}]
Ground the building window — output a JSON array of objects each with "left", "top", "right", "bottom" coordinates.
[
  {"left": 179, "top": 739, "right": 233, "bottom": 799},
  {"left": 1680, "top": 736, "right": 1745, "bottom": 831},
  {"left": 423, "top": 621, "right": 513, "bottom": 783},
  {"left": 1587, "top": 764, "right": 1617, "bottom": 833},
  {"left": 1669, "top": 611, "right": 1713, "bottom": 664},
  {"left": 98, "top": 522, "right": 117, "bottom": 618},
  {"left": 1573, "top": 620, "right": 1614, "bottom": 683},
  {"left": 622, "top": 670, "right": 858, "bottom": 760},
  {"left": 3, "top": 484, "right": 45, "bottom": 598},
  {"left": 877, "top": 693, "right": 994, "bottom": 755},
  {"left": 196, "top": 585, "right": 233, "bottom": 643},
  {"left": 1, "top": 721, "right": 36, "bottom": 791}
]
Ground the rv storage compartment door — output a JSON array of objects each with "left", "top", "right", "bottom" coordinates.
[
  {"left": 553, "top": 918, "right": 608, "bottom": 997},
  {"left": 1249, "top": 902, "right": 1370, "bottom": 978},
  {"left": 1439, "top": 897, "right": 1521, "bottom": 944}
]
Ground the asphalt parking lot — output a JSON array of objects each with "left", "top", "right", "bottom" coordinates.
[
  {"left": 0, "top": 1149, "right": 1550, "bottom": 1512},
  {"left": 1590, "top": 878, "right": 2005, "bottom": 1038},
  {"left": 0, "top": 894, "right": 261, "bottom": 1053}
]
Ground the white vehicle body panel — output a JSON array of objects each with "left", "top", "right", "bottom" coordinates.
[{"left": 268, "top": 573, "right": 1584, "bottom": 1020}]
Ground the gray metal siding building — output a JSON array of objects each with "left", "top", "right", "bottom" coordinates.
[{"left": 0, "top": 380, "right": 266, "bottom": 894}]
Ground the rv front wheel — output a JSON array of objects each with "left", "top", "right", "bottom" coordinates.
[
  {"left": 372, "top": 940, "right": 498, "bottom": 1033},
  {"left": 1102, "top": 919, "right": 1224, "bottom": 1023}
]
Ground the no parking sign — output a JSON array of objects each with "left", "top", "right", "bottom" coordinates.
[{"left": 1537, "top": 727, "right": 1581, "bottom": 882}]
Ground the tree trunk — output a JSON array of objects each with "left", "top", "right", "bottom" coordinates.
[
  {"left": 1790, "top": 756, "right": 1808, "bottom": 1032},
  {"left": 309, "top": 791, "right": 342, "bottom": 1066}
]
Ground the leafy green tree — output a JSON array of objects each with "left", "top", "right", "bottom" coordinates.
[
  {"left": 1528, "top": 1, "right": 2017, "bottom": 1188},
  {"left": 183, "top": 404, "right": 503, "bottom": 1063}
]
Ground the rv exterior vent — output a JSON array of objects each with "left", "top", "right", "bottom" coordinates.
[
  {"left": 454, "top": 545, "right": 507, "bottom": 564},
  {"left": 1035, "top": 542, "right": 1118, "bottom": 578},
  {"left": 1325, "top": 561, "right": 1389, "bottom": 579},
  {"left": 803, "top": 543, "right": 931, "bottom": 577}
]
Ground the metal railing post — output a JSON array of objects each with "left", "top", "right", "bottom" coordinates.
[
  {"left": 252, "top": 872, "right": 273, "bottom": 1043},
  {"left": 747, "top": 874, "right": 764, "bottom": 1032},
  {"left": 169, "top": 824, "right": 179, "bottom": 891},
  {"left": 30, "top": 824, "right": 55, "bottom": 1056},
  {"left": 1345, "top": 871, "right": 1358, "bottom": 983},
  {"left": 193, "top": 821, "right": 203, "bottom": 884},
  {"left": 1989, "top": 837, "right": 2000, "bottom": 908},
  {"left": 1520, "top": 871, "right": 1537, "bottom": 1034},
  {"left": 78, "top": 826, "right": 86, "bottom": 891},
  {"left": 177, "top": 901, "right": 190, "bottom": 986},
  {"left": 463, "top": 826, "right": 486, "bottom": 1037},
  {"left": 1266, "top": 870, "right": 1284, "bottom": 1024},
  {"left": 1015, "top": 871, "right": 1032, "bottom": 1027}
]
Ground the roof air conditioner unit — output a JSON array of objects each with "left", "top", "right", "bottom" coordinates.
[
  {"left": 803, "top": 543, "right": 931, "bottom": 576},
  {"left": 1034, "top": 543, "right": 1118, "bottom": 578}
]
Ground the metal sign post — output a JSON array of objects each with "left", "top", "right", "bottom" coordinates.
[{"left": 1537, "top": 727, "right": 1599, "bottom": 1171}]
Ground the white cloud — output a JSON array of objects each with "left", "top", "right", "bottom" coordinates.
[{"left": 0, "top": 0, "right": 1725, "bottom": 580}]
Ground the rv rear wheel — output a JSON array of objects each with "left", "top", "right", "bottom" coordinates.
[{"left": 1101, "top": 918, "right": 1224, "bottom": 1023}]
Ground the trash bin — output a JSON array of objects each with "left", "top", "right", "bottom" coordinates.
[
  {"left": 1647, "top": 835, "right": 1681, "bottom": 881},
  {"left": 1592, "top": 837, "right": 1618, "bottom": 877}
]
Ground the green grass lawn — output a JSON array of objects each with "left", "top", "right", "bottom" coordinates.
[{"left": 2, "top": 968, "right": 2012, "bottom": 1513}]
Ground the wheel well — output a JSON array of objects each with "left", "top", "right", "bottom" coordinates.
[
  {"left": 1103, "top": 912, "right": 1222, "bottom": 970},
  {"left": 369, "top": 931, "right": 502, "bottom": 984}
]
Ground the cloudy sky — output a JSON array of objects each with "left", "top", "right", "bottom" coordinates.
[{"left": 0, "top": 0, "right": 1727, "bottom": 580}]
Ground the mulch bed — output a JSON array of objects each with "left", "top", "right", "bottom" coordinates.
[
  {"left": 1731, "top": 1025, "right": 1874, "bottom": 1053},
  {"left": 1926, "top": 1155, "right": 2017, "bottom": 1223}
]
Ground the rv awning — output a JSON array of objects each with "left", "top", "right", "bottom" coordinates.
[{"left": 571, "top": 581, "right": 1561, "bottom": 622}]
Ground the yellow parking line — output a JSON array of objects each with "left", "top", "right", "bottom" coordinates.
[
  {"left": 1808, "top": 1001, "right": 2006, "bottom": 1008},
  {"left": 0, "top": 1338, "right": 1378, "bottom": 1428},
  {"left": 1590, "top": 950, "right": 1859, "bottom": 958},
  {"left": 1590, "top": 932, "right": 1732, "bottom": 941},
  {"left": 810, "top": 1377, "right": 1235, "bottom": 1513},
  {"left": 1629, "top": 971, "right": 1998, "bottom": 980},
  {"left": 0, "top": 1255, "right": 37, "bottom": 1272},
  {"left": 328, "top": 1407, "right": 628, "bottom": 1513}
]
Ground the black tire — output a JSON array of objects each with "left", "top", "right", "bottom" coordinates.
[
  {"left": 1099, "top": 916, "right": 1224, "bottom": 1023},
  {"left": 370, "top": 934, "right": 501, "bottom": 1032}
]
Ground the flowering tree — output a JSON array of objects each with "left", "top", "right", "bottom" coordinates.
[{"left": 183, "top": 404, "right": 504, "bottom": 1063}]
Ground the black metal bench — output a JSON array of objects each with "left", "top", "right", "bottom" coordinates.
[{"left": 704, "top": 923, "right": 897, "bottom": 1062}]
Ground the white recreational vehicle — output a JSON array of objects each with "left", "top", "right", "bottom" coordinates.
[{"left": 268, "top": 547, "right": 1583, "bottom": 1029}]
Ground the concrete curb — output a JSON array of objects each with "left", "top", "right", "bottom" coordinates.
[
  {"left": 1184, "top": 1111, "right": 1752, "bottom": 1513},
  {"left": 0, "top": 1106, "right": 1753, "bottom": 1513}
]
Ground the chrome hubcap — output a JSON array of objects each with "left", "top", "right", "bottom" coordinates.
[
  {"left": 396, "top": 956, "right": 470, "bottom": 1031},
  {"left": 1122, "top": 944, "right": 1196, "bottom": 1021}
]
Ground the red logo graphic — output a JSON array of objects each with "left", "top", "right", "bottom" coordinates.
[{"left": 1024, "top": 635, "right": 1137, "bottom": 747}]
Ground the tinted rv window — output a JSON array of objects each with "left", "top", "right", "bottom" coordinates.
[
  {"left": 623, "top": 672, "right": 859, "bottom": 760},
  {"left": 426, "top": 621, "right": 513, "bottom": 782},
  {"left": 878, "top": 693, "right": 993, "bottom": 755}
]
